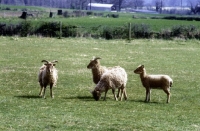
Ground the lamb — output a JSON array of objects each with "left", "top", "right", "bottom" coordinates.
[
  {"left": 38, "top": 60, "right": 58, "bottom": 98},
  {"left": 134, "top": 65, "right": 173, "bottom": 103},
  {"left": 91, "top": 66, "right": 128, "bottom": 101}
]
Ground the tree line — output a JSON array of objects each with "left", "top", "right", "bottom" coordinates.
[
  {"left": 0, "top": 0, "right": 145, "bottom": 11},
  {"left": 1, "top": 0, "right": 200, "bottom": 15}
]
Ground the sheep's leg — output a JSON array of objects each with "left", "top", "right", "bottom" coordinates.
[
  {"left": 120, "top": 88, "right": 124, "bottom": 101},
  {"left": 103, "top": 89, "right": 108, "bottom": 101},
  {"left": 145, "top": 88, "right": 151, "bottom": 102},
  {"left": 117, "top": 88, "right": 121, "bottom": 99},
  {"left": 112, "top": 89, "right": 118, "bottom": 101},
  {"left": 148, "top": 89, "right": 151, "bottom": 102},
  {"left": 50, "top": 84, "right": 54, "bottom": 99},
  {"left": 124, "top": 88, "right": 127, "bottom": 100},
  {"left": 39, "top": 82, "right": 44, "bottom": 96},
  {"left": 43, "top": 86, "right": 47, "bottom": 99},
  {"left": 163, "top": 88, "right": 170, "bottom": 103},
  {"left": 39, "top": 87, "right": 44, "bottom": 97}
]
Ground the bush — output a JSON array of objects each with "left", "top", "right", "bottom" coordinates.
[
  {"left": 19, "top": 21, "right": 33, "bottom": 37},
  {"left": 106, "top": 14, "right": 119, "bottom": 18},
  {"left": 171, "top": 25, "right": 198, "bottom": 39},
  {"left": 1, "top": 20, "right": 200, "bottom": 40},
  {"left": 159, "top": 29, "right": 172, "bottom": 39},
  {"left": 0, "top": 23, "right": 23, "bottom": 36},
  {"left": 36, "top": 22, "right": 60, "bottom": 37},
  {"left": 100, "top": 26, "right": 113, "bottom": 40},
  {"left": 99, "top": 25, "right": 128, "bottom": 39},
  {"left": 86, "top": 11, "right": 93, "bottom": 16},
  {"left": 63, "top": 11, "right": 70, "bottom": 18},
  {"left": 131, "top": 23, "right": 152, "bottom": 38},
  {"left": 5, "top": 7, "right": 11, "bottom": 10},
  {"left": 62, "top": 25, "right": 78, "bottom": 37}
]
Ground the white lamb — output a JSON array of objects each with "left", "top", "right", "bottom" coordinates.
[
  {"left": 38, "top": 60, "right": 58, "bottom": 98},
  {"left": 134, "top": 65, "right": 173, "bottom": 103},
  {"left": 91, "top": 66, "right": 128, "bottom": 101}
]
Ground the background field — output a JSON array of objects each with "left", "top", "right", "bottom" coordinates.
[
  {"left": 0, "top": 36, "right": 200, "bottom": 130},
  {"left": 1, "top": 4, "right": 200, "bottom": 32},
  {"left": 1, "top": 13, "right": 200, "bottom": 32}
]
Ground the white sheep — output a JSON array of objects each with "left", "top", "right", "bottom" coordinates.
[
  {"left": 134, "top": 65, "right": 173, "bottom": 103},
  {"left": 87, "top": 57, "right": 121, "bottom": 97},
  {"left": 91, "top": 66, "right": 128, "bottom": 101},
  {"left": 38, "top": 60, "right": 58, "bottom": 98}
]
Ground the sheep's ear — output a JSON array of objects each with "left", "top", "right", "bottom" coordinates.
[{"left": 141, "top": 65, "right": 144, "bottom": 68}]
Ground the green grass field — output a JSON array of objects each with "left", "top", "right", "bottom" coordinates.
[
  {"left": 1, "top": 4, "right": 200, "bottom": 32},
  {"left": 0, "top": 36, "right": 200, "bottom": 130},
  {"left": 1, "top": 14, "right": 200, "bottom": 32}
]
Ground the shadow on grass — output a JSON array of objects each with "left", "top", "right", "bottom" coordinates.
[
  {"left": 63, "top": 96, "right": 94, "bottom": 101},
  {"left": 14, "top": 95, "right": 41, "bottom": 99},
  {"left": 130, "top": 99, "right": 160, "bottom": 104}
]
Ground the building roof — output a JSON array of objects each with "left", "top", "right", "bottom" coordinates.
[{"left": 87, "top": 3, "right": 114, "bottom": 8}]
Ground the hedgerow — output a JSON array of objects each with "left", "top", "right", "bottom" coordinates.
[{"left": 0, "top": 21, "right": 200, "bottom": 40}]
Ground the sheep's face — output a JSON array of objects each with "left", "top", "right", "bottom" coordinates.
[
  {"left": 92, "top": 90, "right": 101, "bottom": 101},
  {"left": 134, "top": 65, "right": 144, "bottom": 74},
  {"left": 45, "top": 63, "right": 56, "bottom": 73},
  {"left": 87, "top": 59, "right": 99, "bottom": 69}
]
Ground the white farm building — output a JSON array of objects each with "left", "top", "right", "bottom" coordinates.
[{"left": 87, "top": 3, "right": 116, "bottom": 11}]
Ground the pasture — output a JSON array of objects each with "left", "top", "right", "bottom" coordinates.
[{"left": 0, "top": 36, "right": 200, "bottom": 130}]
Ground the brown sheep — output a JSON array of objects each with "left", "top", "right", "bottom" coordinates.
[
  {"left": 134, "top": 65, "right": 173, "bottom": 103},
  {"left": 87, "top": 57, "right": 109, "bottom": 84}
]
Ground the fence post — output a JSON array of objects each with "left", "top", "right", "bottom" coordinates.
[
  {"left": 59, "top": 21, "right": 62, "bottom": 39},
  {"left": 129, "top": 23, "right": 131, "bottom": 41}
]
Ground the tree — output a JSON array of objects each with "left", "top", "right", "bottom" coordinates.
[
  {"left": 110, "top": 0, "right": 124, "bottom": 11},
  {"left": 154, "top": 0, "right": 163, "bottom": 13},
  {"left": 191, "top": 3, "right": 200, "bottom": 14}
]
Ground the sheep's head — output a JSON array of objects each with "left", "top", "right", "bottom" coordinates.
[
  {"left": 91, "top": 89, "right": 101, "bottom": 101},
  {"left": 42, "top": 60, "right": 58, "bottom": 73},
  {"left": 134, "top": 65, "right": 144, "bottom": 74},
  {"left": 87, "top": 57, "right": 101, "bottom": 69}
]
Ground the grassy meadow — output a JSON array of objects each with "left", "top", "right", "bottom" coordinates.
[
  {"left": 0, "top": 36, "right": 200, "bottom": 130},
  {"left": 1, "top": 4, "right": 200, "bottom": 32}
]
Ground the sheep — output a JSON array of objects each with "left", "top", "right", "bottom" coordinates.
[
  {"left": 87, "top": 57, "right": 109, "bottom": 84},
  {"left": 87, "top": 57, "right": 121, "bottom": 98},
  {"left": 91, "top": 66, "right": 128, "bottom": 101},
  {"left": 38, "top": 60, "right": 58, "bottom": 98},
  {"left": 134, "top": 65, "right": 173, "bottom": 103}
]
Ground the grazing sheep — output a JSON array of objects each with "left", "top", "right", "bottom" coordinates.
[
  {"left": 134, "top": 65, "right": 173, "bottom": 103},
  {"left": 38, "top": 60, "right": 58, "bottom": 98},
  {"left": 87, "top": 57, "right": 120, "bottom": 97},
  {"left": 91, "top": 66, "right": 128, "bottom": 101}
]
